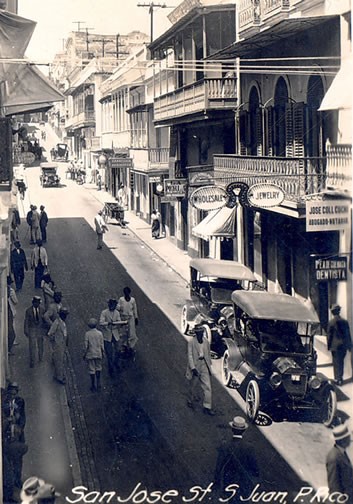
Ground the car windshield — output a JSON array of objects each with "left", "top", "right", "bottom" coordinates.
[
  {"left": 206, "top": 278, "right": 241, "bottom": 304},
  {"left": 256, "top": 320, "right": 311, "bottom": 354},
  {"left": 43, "top": 169, "right": 56, "bottom": 175}
]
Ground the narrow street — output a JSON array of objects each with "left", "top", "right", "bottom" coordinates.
[{"left": 9, "top": 131, "right": 351, "bottom": 503}]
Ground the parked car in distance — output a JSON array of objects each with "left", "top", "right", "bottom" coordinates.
[
  {"left": 221, "top": 290, "right": 337, "bottom": 426},
  {"left": 181, "top": 259, "right": 257, "bottom": 357},
  {"left": 40, "top": 163, "right": 60, "bottom": 187},
  {"left": 51, "top": 143, "right": 69, "bottom": 161}
]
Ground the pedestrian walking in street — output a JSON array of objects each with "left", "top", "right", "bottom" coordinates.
[
  {"left": 3, "top": 423, "right": 28, "bottom": 491},
  {"left": 327, "top": 304, "right": 352, "bottom": 385},
  {"left": 30, "top": 205, "right": 41, "bottom": 244},
  {"left": 26, "top": 205, "right": 34, "bottom": 244},
  {"left": 2, "top": 382, "right": 26, "bottom": 441},
  {"left": 213, "top": 416, "right": 261, "bottom": 502},
  {"left": 151, "top": 209, "right": 161, "bottom": 239},
  {"left": 83, "top": 318, "right": 105, "bottom": 391},
  {"left": 117, "top": 286, "right": 138, "bottom": 356},
  {"left": 47, "top": 307, "right": 69, "bottom": 385},
  {"left": 43, "top": 291, "right": 62, "bottom": 327},
  {"left": 99, "top": 298, "right": 125, "bottom": 376},
  {"left": 7, "top": 276, "right": 18, "bottom": 354},
  {"left": 31, "top": 239, "right": 48, "bottom": 289},
  {"left": 94, "top": 210, "right": 108, "bottom": 249},
  {"left": 39, "top": 205, "right": 48, "bottom": 243},
  {"left": 41, "top": 273, "right": 55, "bottom": 311},
  {"left": 10, "top": 207, "right": 21, "bottom": 244},
  {"left": 10, "top": 241, "right": 28, "bottom": 291},
  {"left": 24, "top": 296, "right": 45, "bottom": 368},
  {"left": 326, "top": 423, "right": 353, "bottom": 501},
  {"left": 185, "top": 325, "right": 215, "bottom": 415}
]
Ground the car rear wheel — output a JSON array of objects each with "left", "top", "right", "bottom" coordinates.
[
  {"left": 181, "top": 305, "right": 190, "bottom": 335},
  {"left": 221, "top": 349, "right": 232, "bottom": 387},
  {"left": 322, "top": 388, "right": 337, "bottom": 427},
  {"left": 246, "top": 380, "right": 260, "bottom": 422}
]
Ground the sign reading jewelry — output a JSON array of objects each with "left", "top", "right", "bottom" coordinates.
[
  {"left": 247, "top": 183, "right": 285, "bottom": 208},
  {"left": 190, "top": 185, "right": 229, "bottom": 210},
  {"left": 306, "top": 200, "right": 350, "bottom": 231}
]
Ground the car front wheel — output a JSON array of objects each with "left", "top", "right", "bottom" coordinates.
[
  {"left": 221, "top": 349, "right": 232, "bottom": 387},
  {"left": 181, "top": 305, "right": 190, "bottom": 335},
  {"left": 322, "top": 388, "right": 337, "bottom": 427},
  {"left": 246, "top": 380, "right": 260, "bottom": 422}
]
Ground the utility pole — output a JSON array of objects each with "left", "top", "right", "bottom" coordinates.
[
  {"left": 137, "top": 2, "right": 174, "bottom": 43},
  {"left": 85, "top": 27, "right": 95, "bottom": 53},
  {"left": 72, "top": 21, "right": 86, "bottom": 32},
  {"left": 92, "top": 37, "right": 114, "bottom": 57}
]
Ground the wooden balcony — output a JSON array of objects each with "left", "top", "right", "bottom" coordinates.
[
  {"left": 239, "top": 0, "right": 301, "bottom": 32},
  {"left": 154, "top": 77, "right": 237, "bottom": 123},
  {"left": 130, "top": 148, "right": 170, "bottom": 172},
  {"left": 325, "top": 144, "right": 352, "bottom": 192},
  {"left": 65, "top": 109, "right": 95, "bottom": 129},
  {"left": 213, "top": 154, "right": 326, "bottom": 203}
]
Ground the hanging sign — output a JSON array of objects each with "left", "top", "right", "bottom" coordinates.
[
  {"left": 164, "top": 178, "right": 187, "bottom": 198},
  {"left": 314, "top": 256, "right": 348, "bottom": 281},
  {"left": 247, "top": 183, "right": 285, "bottom": 208},
  {"left": 190, "top": 185, "right": 229, "bottom": 210},
  {"left": 306, "top": 200, "right": 350, "bottom": 231}
]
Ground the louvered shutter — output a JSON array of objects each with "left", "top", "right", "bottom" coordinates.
[
  {"left": 256, "top": 109, "right": 263, "bottom": 156},
  {"left": 293, "top": 102, "right": 306, "bottom": 157},
  {"left": 264, "top": 107, "right": 274, "bottom": 157},
  {"left": 239, "top": 110, "right": 249, "bottom": 155},
  {"left": 285, "top": 103, "right": 294, "bottom": 157}
]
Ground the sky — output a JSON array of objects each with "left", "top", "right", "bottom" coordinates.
[{"left": 18, "top": 0, "right": 173, "bottom": 63}]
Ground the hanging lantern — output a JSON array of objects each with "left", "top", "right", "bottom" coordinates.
[{"left": 98, "top": 154, "right": 107, "bottom": 166}]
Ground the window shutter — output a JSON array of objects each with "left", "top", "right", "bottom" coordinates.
[
  {"left": 256, "top": 109, "right": 263, "bottom": 156},
  {"left": 239, "top": 110, "right": 249, "bottom": 155},
  {"left": 285, "top": 103, "right": 294, "bottom": 157},
  {"left": 293, "top": 102, "right": 306, "bottom": 158},
  {"left": 264, "top": 107, "right": 274, "bottom": 157}
]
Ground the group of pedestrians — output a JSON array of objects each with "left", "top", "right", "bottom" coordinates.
[
  {"left": 26, "top": 205, "right": 48, "bottom": 245},
  {"left": 83, "top": 287, "right": 139, "bottom": 391}
]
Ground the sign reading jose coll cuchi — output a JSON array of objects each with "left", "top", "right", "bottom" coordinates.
[
  {"left": 247, "top": 183, "right": 285, "bottom": 208},
  {"left": 189, "top": 185, "right": 229, "bottom": 210},
  {"left": 306, "top": 200, "right": 350, "bottom": 231}
]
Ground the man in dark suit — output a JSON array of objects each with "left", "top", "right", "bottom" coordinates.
[
  {"left": 24, "top": 296, "right": 46, "bottom": 367},
  {"left": 10, "top": 241, "right": 28, "bottom": 291},
  {"left": 326, "top": 423, "right": 353, "bottom": 501},
  {"left": 39, "top": 205, "right": 49, "bottom": 242},
  {"left": 327, "top": 304, "right": 352, "bottom": 385}
]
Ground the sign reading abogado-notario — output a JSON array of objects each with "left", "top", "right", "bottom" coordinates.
[
  {"left": 190, "top": 185, "right": 229, "bottom": 210},
  {"left": 306, "top": 200, "right": 350, "bottom": 232}
]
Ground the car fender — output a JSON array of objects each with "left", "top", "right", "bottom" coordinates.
[
  {"left": 223, "top": 338, "right": 244, "bottom": 372},
  {"left": 183, "top": 300, "right": 199, "bottom": 321}
]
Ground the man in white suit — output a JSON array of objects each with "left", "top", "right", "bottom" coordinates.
[
  {"left": 186, "top": 325, "right": 215, "bottom": 415},
  {"left": 99, "top": 298, "right": 125, "bottom": 376}
]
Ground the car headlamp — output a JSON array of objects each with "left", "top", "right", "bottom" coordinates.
[
  {"left": 270, "top": 372, "right": 282, "bottom": 388},
  {"left": 309, "top": 375, "right": 321, "bottom": 390}
]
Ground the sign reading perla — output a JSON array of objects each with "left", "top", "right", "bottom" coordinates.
[{"left": 190, "top": 186, "right": 229, "bottom": 210}]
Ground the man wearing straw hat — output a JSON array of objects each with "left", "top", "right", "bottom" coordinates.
[{"left": 326, "top": 423, "right": 353, "bottom": 500}]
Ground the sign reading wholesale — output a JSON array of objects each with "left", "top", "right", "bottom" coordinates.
[
  {"left": 314, "top": 256, "right": 347, "bottom": 281},
  {"left": 306, "top": 200, "right": 350, "bottom": 232}
]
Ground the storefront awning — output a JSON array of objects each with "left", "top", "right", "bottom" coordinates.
[
  {"left": 192, "top": 206, "right": 236, "bottom": 241},
  {"left": 319, "top": 58, "right": 353, "bottom": 111},
  {"left": 2, "top": 63, "right": 64, "bottom": 116}
]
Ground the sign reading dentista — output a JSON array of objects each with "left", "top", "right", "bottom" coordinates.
[
  {"left": 190, "top": 185, "right": 229, "bottom": 210},
  {"left": 247, "top": 183, "right": 285, "bottom": 208},
  {"left": 306, "top": 200, "right": 350, "bottom": 231}
]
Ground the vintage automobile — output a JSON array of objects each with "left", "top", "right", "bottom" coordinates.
[
  {"left": 221, "top": 291, "right": 337, "bottom": 426},
  {"left": 40, "top": 163, "right": 60, "bottom": 187},
  {"left": 181, "top": 259, "right": 257, "bottom": 356},
  {"left": 51, "top": 143, "right": 69, "bottom": 161}
]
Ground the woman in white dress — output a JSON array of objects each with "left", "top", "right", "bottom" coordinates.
[{"left": 117, "top": 286, "right": 138, "bottom": 352}]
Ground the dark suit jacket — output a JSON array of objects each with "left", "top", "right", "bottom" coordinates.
[
  {"left": 24, "top": 305, "right": 46, "bottom": 338},
  {"left": 327, "top": 316, "right": 352, "bottom": 352},
  {"left": 326, "top": 445, "right": 353, "bottom": 497},
  {"left": 10, "top": 248, "right": 28, "bottom": 272}
]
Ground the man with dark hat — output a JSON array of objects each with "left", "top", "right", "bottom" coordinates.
[
  {"left": 2, "top": 382, "right": 26, "bottom": 439},
  {"left": 26, "top": 205, "right": 34, "bottom": 244},
  {"left": 326, "top": 423, "right": 353, "bottom": 500},
  {"left": 94, "top": 210, "right": 108, "bottom": 249},
  {"left": 30, "top": 205, "right": 41, "bottom": 244},
  {"left": 11, "top": 240, "right": 28, "bottom": 291},
  {"left": 84, "top": 318, "right": 105, "bottom": 391},
  {"left": 24, "top": 296, "right": 46, "bottom": 368},
  {"left": 99, "top": 298, "right": 124, "bottom": 376},
  {"left": 47, "top": 307, "right": 69, "bottom": 385},
  {"left": 185, "top": 325, "right": 214, "bottom": 415},
  {"left": 39, "top": 205, "right": 48, "bottom": 243},
  {"left": 327, "top": 304, "right": 352, "bottom": 385},
  {"left": 213, "top": 416, "right": 261, "bottom": 502}
]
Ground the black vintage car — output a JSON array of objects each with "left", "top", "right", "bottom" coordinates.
[
  {"left": 181, "top": 259, "right": 256, "bottom": 356},
  {"left": 40, "top": 163, "right": 60, "bottom": 187},
  {"left": 221, "top": 291, "right": 337, "bottom": 426}
]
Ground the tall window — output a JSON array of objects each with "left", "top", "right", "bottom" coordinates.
[
  {"left": 274, "top": 77, "right": 288, "bottom": 156},
  {"left": 249, "top": 86, "right": 261, "bottom": 156}
]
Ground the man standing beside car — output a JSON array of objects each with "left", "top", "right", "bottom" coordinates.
[
  {"left": 327, "top": 304, "right": 352, "bottom": 386},
  {"left": 186, "top": 325, "right": 215, "bottom": 415}
]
